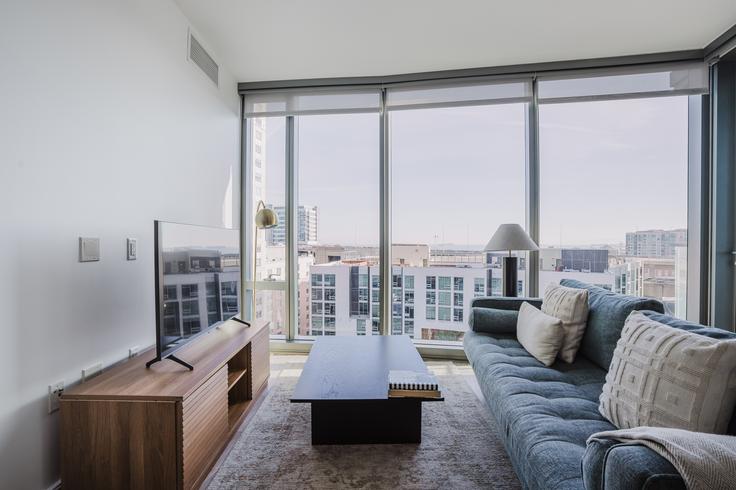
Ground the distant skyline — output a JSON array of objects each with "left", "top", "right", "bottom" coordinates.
[{"left": 261, "top": 96, "right": 688, "bottom": 248}]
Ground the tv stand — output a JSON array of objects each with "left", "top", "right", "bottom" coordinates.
[
  {"left": 60, "top": 319, "right": 270, "bottom": 489},
  {"left": 145, "top": 353, "right": 195, "bottom": 371}
]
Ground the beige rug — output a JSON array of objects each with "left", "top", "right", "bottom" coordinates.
[{"left": 207, "top": 356, "right": 520, "bottom": 489}]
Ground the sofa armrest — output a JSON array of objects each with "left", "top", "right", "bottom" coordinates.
[
  {"left": 583, "top": 438, "right": 685, "bottom": 490},
  {"left": 468, "top": 297, "right": 543, "bottom": 334},
  {"left": 470, "top": 296, "right": 543, "bottom": 311}
]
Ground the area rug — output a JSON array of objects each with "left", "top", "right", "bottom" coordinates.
[{"left": 207, "top": 360, "right": 520, "bottom": 489}]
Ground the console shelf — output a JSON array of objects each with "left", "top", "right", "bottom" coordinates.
[
  {"left": 227, "top": 368, "right": 248, "bottom": 390},
  {"left": 60, "top": 319, "right": 270, "bottom": 490}
]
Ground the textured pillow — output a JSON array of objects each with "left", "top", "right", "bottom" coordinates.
[
  {"left": 541, "top": 283, "right": 589, "bottom": 363},
  {"left": 517, "top": 302, "right": 564, "bottom": 367},
  {"left": 600, "top": 311, "right": 736, "bottom": 434}
]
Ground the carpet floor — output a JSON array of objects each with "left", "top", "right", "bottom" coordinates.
[{"left": 207, "top": 356, "right": 521, "bottom": 489}]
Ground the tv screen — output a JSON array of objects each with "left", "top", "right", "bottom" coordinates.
[{"left": 154, "top": 221, "right": 241, "bottom": 363}]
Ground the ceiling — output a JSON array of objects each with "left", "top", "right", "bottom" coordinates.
[{"left": 175, "top": 0, "right": 736, "bottom": 83}]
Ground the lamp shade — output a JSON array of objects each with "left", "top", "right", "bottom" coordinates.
[
  {"left": 255, "top": 207, "right": 278, "bottom": 229},
  {"left": 484, "top": 224, "right": 538, "bottom": 252}
]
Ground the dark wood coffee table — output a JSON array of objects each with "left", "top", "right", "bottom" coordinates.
[{"left": 291, "top": 335, "right": 443, "bottom": 444}]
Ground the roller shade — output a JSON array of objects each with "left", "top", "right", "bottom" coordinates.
[
  {"left": 538, "top": 62, "right": 708, "bottom": 103},
  {"left": 243, "top": 88, "right": 381, "bottom": 117},
  {"left": 386, "top": 79, "right": 532, "bottom": 111}
]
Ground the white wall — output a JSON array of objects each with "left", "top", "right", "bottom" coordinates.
[{"left": 0, "top": 1, "right": 240, "bottom": 488}]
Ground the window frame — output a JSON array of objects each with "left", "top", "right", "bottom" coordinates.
[{"left": 241, "top": 62, "right": 706, "bottom": 345}]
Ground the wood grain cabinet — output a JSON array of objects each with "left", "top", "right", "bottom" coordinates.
[{"left": 60, "top": 320, "right": 270, "bottom": 489}]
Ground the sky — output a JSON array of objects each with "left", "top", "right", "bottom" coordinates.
[{"left": 260, "top": 96, "right": 689, "bottom": 248}]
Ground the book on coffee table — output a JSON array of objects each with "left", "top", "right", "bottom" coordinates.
[{"left": 388, "top": 370, "right": 442, "bottom": 399}]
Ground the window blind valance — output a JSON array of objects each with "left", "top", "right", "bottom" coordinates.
[
  {"left": 243, "top": 88, "right": 381, "bottom": 117},
  {"left": 242, "top": 62, "right": 707, "bottom": 116},
  {"left": 385, "top": 79, "right": 532, "bottom": 111},
  {"left": 537, "top": 62, "right": 708, "bottom": 103}
]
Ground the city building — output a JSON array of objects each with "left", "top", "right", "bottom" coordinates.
[
  {"left": 611, "top": 257, "right": 677, "bottom": 314},
  {"left": 266, "top": 205, "right": 318, "bottom": 245},
  {"left": 306, "top": 260, "right": 498, "bottom": 341},
  {"left": 625, "top": 229, "right": 687, "bottom": 258},
  {"left": 539, "top": 248, "right": 609, "bottom": 273},
  {"left": 309, "top": 244, "right": 429, "bottom": 266}
]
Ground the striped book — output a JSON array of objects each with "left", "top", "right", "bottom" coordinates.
[{"left": 388, "top": 370, "right": 442, "bottom": 399}]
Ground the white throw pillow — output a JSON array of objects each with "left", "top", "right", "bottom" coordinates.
[
  {"left": 600, "top": 311, "right": 736, "bottom": 434},
  {"left": 517, "top": 302, "right": 564, "bottom": 367},
  {"left": 541, "top": 283, "right": 589, "bottom": 363}
]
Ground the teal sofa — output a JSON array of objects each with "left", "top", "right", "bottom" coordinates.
[{"left": 464, "top": 279, "right": 736, "bottom": 489}]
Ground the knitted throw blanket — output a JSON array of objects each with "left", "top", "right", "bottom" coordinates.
[{"left": 588, "top": 427, "right": 736, "bottom": 490}]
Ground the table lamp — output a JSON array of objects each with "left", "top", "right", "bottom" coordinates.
[
  {"left": 253, "top": 200, "right": 278, "bottom": 319},
  {"left": 484, "top": 224, "right": 538, "bottom": 297}
]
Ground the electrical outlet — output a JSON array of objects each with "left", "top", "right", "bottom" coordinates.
[
  {"left": 81, "top": 362, "right": 103, "bottom": 382},
  {"left": 48, "top": 381, "right": 64, "bottom": 414},
  {"left": 128, "top": 345, "right": 141, "bottom": 358}
]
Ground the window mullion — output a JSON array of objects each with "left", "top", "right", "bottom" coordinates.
[
  {"left": 379, "top": 89, "right": 392, "bottom": 335},
  {"left": 525, "top": 78, "right": 540, "bottom": 297},
  {"left": 285, "top": 116, "right": 298, "bottom": 340}
]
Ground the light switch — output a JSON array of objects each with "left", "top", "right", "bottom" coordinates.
[
  {"left": 79, "top": 237, "right": 100, "bottom": 262},
  {"left": 127, "top": 238, "right": 137, "bottom": 261}
]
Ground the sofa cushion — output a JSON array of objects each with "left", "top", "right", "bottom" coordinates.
[
  {"left": 600, "top": 311, "right": 736, "bottom": 434},
  {"left": 464, "top": 330, "right": 615, "bottom": 489},
  {"left": 560, "top": 279, "right": 664, "bottom": 370}
]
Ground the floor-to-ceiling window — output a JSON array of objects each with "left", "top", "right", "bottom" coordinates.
[
  {"left": 536, "top": 64, "right": 706, "bottom": 318},
  {"left": 295, "top": 113, "right": 380, "bottom": 337},
  {"left": 247, "top": 117, "right": 287, "bottom": 336},
  {"left": 242, "top": 61, "right": 707, "bottom": 341},
  {"left": 539, "top": 97, "right": 689, "bottom": 316},
  {"left": 390, "top": 101, "right": 527, "bottom": 344}
]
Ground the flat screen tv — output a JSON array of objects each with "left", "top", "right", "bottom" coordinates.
[{"left": 146, "top": 221, "right": 246, "bottom": 370}]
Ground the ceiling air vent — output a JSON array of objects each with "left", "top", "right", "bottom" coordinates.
[{"left": 188, "top": 32, "right": 219, "bottom": 87}]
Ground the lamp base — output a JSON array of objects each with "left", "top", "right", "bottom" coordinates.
[{"left": 502, "top": 256, "right": 518, "bottom": 297}]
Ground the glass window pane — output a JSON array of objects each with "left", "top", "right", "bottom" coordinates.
[
  {"left": 539, "top": 97, "right": 689, "bottom": 318},
  {"left": 391, "top": 104, "right": 526, "bottom": 344},
  {"left": 249, "top": 117, "right": 287, "bottom": 336},
  {"left": 438, "top": 307, "right": 451, "bottom": 321},
  {"left": 438, "top": 291, "right": 451, "bottom": 306},
  {"left": 297, "top": 113, "right": 380, "bottom": 337}
]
